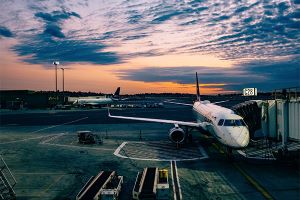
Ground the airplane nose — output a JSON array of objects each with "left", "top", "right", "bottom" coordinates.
[{"left": 238, "top": 128, "right": 250, "bottom": 148}]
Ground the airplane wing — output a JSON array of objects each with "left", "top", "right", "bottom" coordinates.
[
  {"left": 212, "top": 100, "right": 229, "bottom": 104},
  {"left": 164, "top": 100, "right": 229, "bottom": 106},
  {"left": 163, "top": 100, "right": 193, "bottom": 106},
  {"left": 108, "top": 110, "right": 202, "bottom": 127}
]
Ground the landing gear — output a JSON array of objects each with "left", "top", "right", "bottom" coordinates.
[{"left": 184, "top": 127, "right": 194, "bottom": 144}]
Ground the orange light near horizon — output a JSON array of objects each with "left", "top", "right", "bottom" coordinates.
[
  {"left": 119, "top": 81, "right": 233, "bottom": 95},
  {"left": 0, "top": 40, "right": 238, "bottom": 95}
]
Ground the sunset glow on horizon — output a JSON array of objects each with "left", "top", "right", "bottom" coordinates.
[{"left": 1, "top": 0, "right": 299, "bottom": 94}]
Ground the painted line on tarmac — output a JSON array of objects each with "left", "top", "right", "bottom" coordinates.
[
  {"left": 0, "top": 117, "right": 88, "bottom": 145},
  {"left": 40, "top": 142, "right": 113, "bottom": 151},
  {"left": 113, "top": 142, "right": 209, "bottom": 162},
  {"left": 0, "top": 135, "right": 53, "bottom": 145},
  {"left": 31, "top": 117, "right": 89, "bottom": 133},
  {"left": 198, "top": 146, "right": 209, "bottom": 159},
  {"left": 212, "top": 142, "right": 225, "bottom": 154},
  {"left": 212, "top": 142, "right": 274, "bottom": 200},
  {"left": 170, "top": 161, "right": 176, "bottom": 200},
  {"left": 40, "top": 133, "right": 65, "bottom": 144},
  {"left": 171, "top": 161, "right": 182, "bottom": 200},
  {"left": 14, "top": 172, "right": 66, "bottom": 175},
  {"left": 233, "top": 163, "right": 274, "bottom": 200},
  {"left": 113, "top": 142, "right": 128, "bottom": 157},
  {"left": 38, "top": 174, "right": 65, "bottom": 197},
  {"left": 237, "top": 150, "right": 276, "bottom": 160}
]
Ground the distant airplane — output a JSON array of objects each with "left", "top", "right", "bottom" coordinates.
[
  {"left": 74, "top": 87, "right": 121, "bottom": 108},
  {"left": 109, "top": 73, "right": 250, "bottom": 151}
]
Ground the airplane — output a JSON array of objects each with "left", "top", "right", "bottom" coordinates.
[
  {"left": 108, "top": 73, "right": 250, "bottom": 152},
  {"left": 74, "top": 87, "right": 121, "bottom": 108}
]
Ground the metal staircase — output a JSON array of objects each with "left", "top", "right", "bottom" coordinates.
[{"left": 0, "top": 155, "right": 16, "bottom": 200}]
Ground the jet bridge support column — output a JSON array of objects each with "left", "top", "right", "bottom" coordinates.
[{"left": 277, "top": 100, "right": 289, "bottom": 154}]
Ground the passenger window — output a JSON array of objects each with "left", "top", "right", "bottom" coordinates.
[{"left": 218, "top": 119, "right": 224, "bottom": 126}]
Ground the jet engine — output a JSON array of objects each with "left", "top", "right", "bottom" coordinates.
[{"left": 169, "top": 127, "right": 186, "bottom": 144}]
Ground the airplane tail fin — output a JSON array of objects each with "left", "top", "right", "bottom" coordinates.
[
  {"left": 114, "top": 87, "right": 121, "bottom": 97},
  {"left": 196, "top": 72, "right": 200, "bottom": 101}
]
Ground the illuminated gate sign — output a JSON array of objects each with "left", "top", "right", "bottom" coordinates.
[{"left": 243, "top": 88, "right": 257, "bottom": 96}]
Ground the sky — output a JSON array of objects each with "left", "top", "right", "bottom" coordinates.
[{"left": 0, "top": 0, "right": 299, "bottom": 94}]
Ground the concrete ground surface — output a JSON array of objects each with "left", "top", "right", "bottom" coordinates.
[{"left": 0, "top": 104, "right": 299, "bottom": 200}]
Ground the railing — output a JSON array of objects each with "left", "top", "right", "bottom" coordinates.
[
  {"left": 0, "top": 155, "right": 17, "bottom": 188},
  {"left": 273, "top": 87, "right": 300, "bottom": 100}
]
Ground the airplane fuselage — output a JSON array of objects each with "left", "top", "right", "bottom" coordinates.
[
  {"left": 193, "top": 101, "right": 249, "bottom": 149},
  {"left": 75, "top": 98, "right": 113, "bottom": 106}
]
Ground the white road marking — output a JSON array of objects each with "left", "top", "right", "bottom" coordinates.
[
  {"left": 0, "top": 135, "right": 52, "bottom": 145},
  {"left": 39, "top": 133, "right": 113, "bottom": 151},
  {"left": 198, "top": 146, "right": 209, "bottom": 159},
  {"left": 31, "top": 117, "right": 89, "bottom": 133},
  {"left": 171, "top": 161, "right": 182, "bottom": 200},
  {"left": 40, "top": 142, "right": 113, "bottom": 151},
  {"left": 237, "top": 150, "right": 247, "bottom": 157},
  {"left": 14, "top": 172, "right": 66, "bottom": 175},
  {"left": 170, "top": 161, "right": 176, "bottom": 200},
  {"left": 113, "top": 142, "right": 128, "bottom": 157},
  {"left": 113, "top": 141, "right": 209, "bottom": 161},
  {"left": 0, "top": 117, "right": 88, "bottom": 145},
  {"left": 40, "top": 133, "right": 65, "bottom": 144},
  {"left": 174, "top": 161, "right": 182, "bottom": 200},
  {"left": 237, "top": 150, "right": 276, "bottom": 160}
]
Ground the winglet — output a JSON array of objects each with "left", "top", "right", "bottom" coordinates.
[{"left": 196, "top": 72, "right": 200, "bottom": 101}]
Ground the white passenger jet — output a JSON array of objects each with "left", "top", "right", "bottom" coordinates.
[
  {"left": 74, "top": 87, "right": 121, "bottom": 108},
  {"left": 109, "top": 74, "right": 250, "bottom": 149}
]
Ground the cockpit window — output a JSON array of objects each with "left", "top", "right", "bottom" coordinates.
[
  {"left": 224, "top": 119, "right": 246, "bottom": 126},
  {"left": 218, "top": 119, "right": 224, "bottom": 126},
  {"left": 236, "top": 119, "right": 247, "bottom": 126}
]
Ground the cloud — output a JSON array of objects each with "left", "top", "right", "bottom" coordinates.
[
  {"left": 123, "top": 33, "right": 148, "bottom": 41},
  {"left": 35, "top": 10, "right": 81, "bottom": 23},
  {"left": 44, "top": 24, "right": 65, "bottom": 38},
  {"left": 152, "top": 11, "right": 183, "bottom": 24},
  {"left": 34, "top": 10, "right": 80, "bottom": 39},
  {"left": 11, "top": 0, "right": 299, "bottom": 62},
  {"left": 0, "top": 26, "right": 14, "bottom": 37},
  {"left": 12, "top": 34, "right": 121, "bottom": 65},
  {"left": 1, "top": 0, "right": 300, "bottom": 91},
  {"left": 117, "top": 58, "right": 300, "bottom": 91},
  {"left": 10, "top": 8, "right": 121, "bottom": 65}
]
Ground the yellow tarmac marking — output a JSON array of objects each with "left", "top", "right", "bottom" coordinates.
[
  {"left": 212, "top": 143, "right": 274, "bottom": 200},
  {"left": 212, "top": 142, "right": 225, "bottom": 154},
  {"left": 233, "top": 163, "right": 274, "bottom": 200}
]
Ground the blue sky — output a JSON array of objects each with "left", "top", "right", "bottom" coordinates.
[{"left": 0, "top": 0, "right": 299, "bottom": 94}]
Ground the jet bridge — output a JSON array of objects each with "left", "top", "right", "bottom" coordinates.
[
  {"left": 232, "top": 100, "right": 261, "bottom": 138},
  {"left": 235, "top": 87, "right": 300, "bottom": 160}
]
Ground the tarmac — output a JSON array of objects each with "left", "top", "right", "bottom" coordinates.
[{"left": 0, "top": 99, "right": 299, "bottom": 200}]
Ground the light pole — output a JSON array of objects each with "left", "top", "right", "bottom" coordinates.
[
  {"left": 53, "top": 61, "right": 59, "bottom": 105},
  {"left": 61, "top": 68, "right": 65, "bottom": 104}
]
